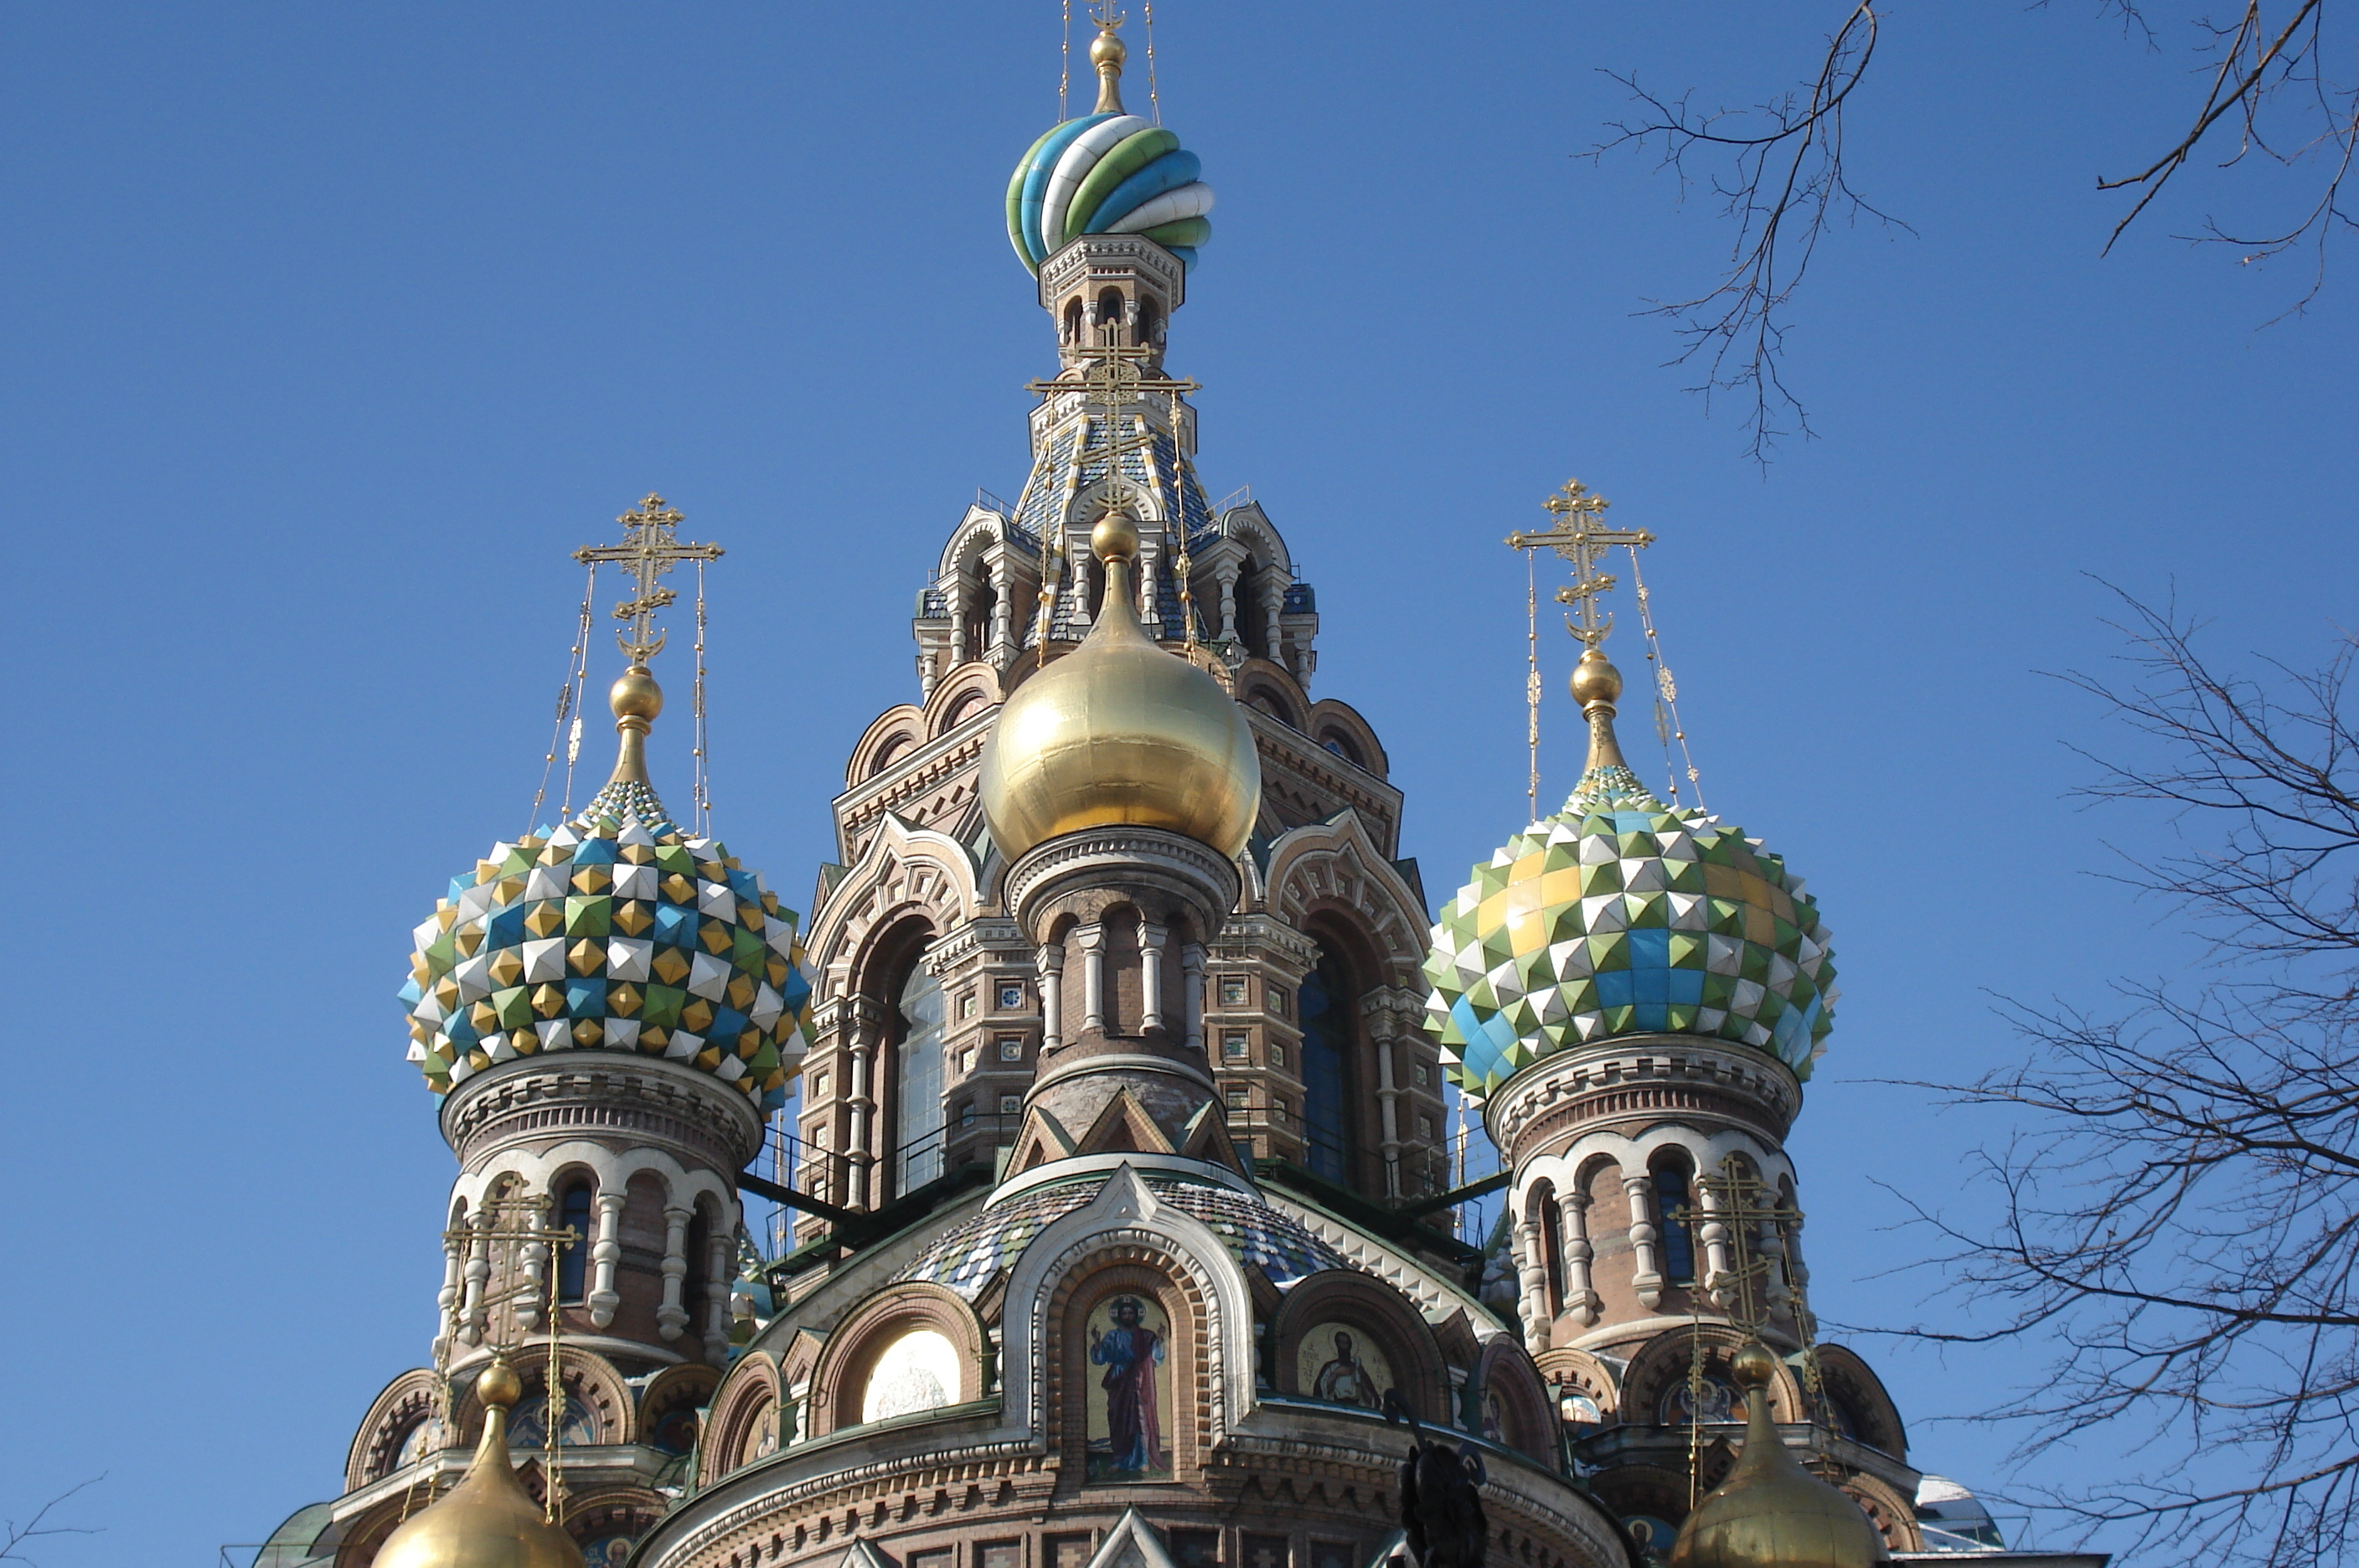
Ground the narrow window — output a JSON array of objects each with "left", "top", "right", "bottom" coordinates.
[
  {"left": 555, "top": 1183, "right": 592, "bottom": 1302},
  {"left": 1655, "top": 1164, "right": 1697, "bottom": 1282}
]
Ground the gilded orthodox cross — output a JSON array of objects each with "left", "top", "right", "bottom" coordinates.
[
  {"left": 1505, "top": 479, "right": 1654, "bottom": 650},
  {"left": 1025, "top": 343, "right": 1200, "bottom": 652},
  {"left": 572, "top": 493, "right": 725, "bottom": 664}
]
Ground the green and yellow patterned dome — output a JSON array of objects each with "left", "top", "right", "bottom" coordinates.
[
  {"left": 1423, "top": 651, "right": 1836, "bottom": 1098},
  {"left": 397, "top": 666, "right": 813, "bottom": 1112}
]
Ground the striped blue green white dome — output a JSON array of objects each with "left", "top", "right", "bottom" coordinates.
[
  {"left": 1422, "top": 762, "right": 1838, "bottom": 1098},
  {"left": 1006, "top": 111, "right": 1214, "bottom": 274}
]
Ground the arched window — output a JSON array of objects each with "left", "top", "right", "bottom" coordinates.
[
  {"left": 1654, "top": 1163, "right": 1696, "bottom": 1282},
  {"left": 555, "top": 1182, "right": 593, "bottom": 1302},
  {"left": 1298, "top": 950, "right": 1357, "bottom": 1184},
  {"left": 1096, "top": 286, "right": 1126, "bottom": 346},
  {"left": 893, "top": 956, "right": 947, "bottom": 1193},
  {"left": 1063, "top": 297, "right": 1085, "bottom": 343}
]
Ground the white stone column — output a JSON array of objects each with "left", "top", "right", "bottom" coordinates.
[
  {"left": 1564, "top": 1192, "right": 1603, "bottom": 1328},
  {"left": 460, "top": 1213, "right": 491, "bottom": 1346},
  {"left": 436, "top": 1221, "right": 466, "bottom": 1356},
  {"left": 1783, "top": 1204, "right": 1816, "bottom": 1337},
  {"left": 1078, "top": 924, "right": 1107, "bottom": 1034},
  {"left": 990, "top": 556, "right": 1014, "bottom": 664},
  {"left": 1516, "top": 1211, "right": 1551, "bottom": 1354},
  {"left": 658, "top": 1204, "right": 693, "bottom": 1342},
  {"left": 1180, "top": 943, "right": 1205, "bottom": 1055},
  {"left": 1370, "top": 1005, "right": 1402, "bottom": 1198},
  {"left": 846, "top": 1019, "right": 876, "bottom": 1211},
  {"left": 1260, "top": 579, "right": 1285, "bottom": 666},
  {"left": 1698, "top": 1180, "right": 1737, "bottom": 1308},
  {"left": 1759, "top": 1209, "right": 1794, "bottom": 1320},
  {"left": 515, "top": 1193, "right": 550, "bottom": 1331},
  {"left": 1216, "top": 564, "right": 1239, "bottom": 642},
  {"left": 1038, "top": 941, "right": 1066, "bottom": 1052},
  {"left": 702, "top": 1228, "right": 734, "bottom": 1364},
  {"left": 1139, "top": 922, "right": 1167, "bottom": 1032},
  {"left": 586, "top": 1190, "right": 626, "bottom": 1328},
  {"left": 947, "top": 579, "right": 968, "bottom": 663},
  {"left": 1624, "top": 1172, "right": 1665, "bottom": 1309}
]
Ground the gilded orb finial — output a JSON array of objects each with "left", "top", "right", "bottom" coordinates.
[
  {"left": 1091, "top": 509, "right": 1141, "bottom": 563},
  {"left": 1090, "top": 9, "right": 1128, "bottom": 113},
  {"left": 477, "top": 1353, "right": 525, "bottom": 1411}
]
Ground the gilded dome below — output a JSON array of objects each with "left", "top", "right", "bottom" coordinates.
[
  {"left": 978, "top": 515, "right": 1259, "bottom": 864},
  {"left": 1669, "top": 1343, "right": 1888, "bottom": 1568},
  {"left": 374, "top": 1359, "right": 586, "bottom": 1568}
]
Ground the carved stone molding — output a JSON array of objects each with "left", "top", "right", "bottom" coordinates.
[
  {"left": 441, "top": 1055, "right": 764, "bottom": 1174},
  {"left": 1004, "top": 825, "right": 1240, "bottom": 936},
  {"left": 1489, "top": 1035, "right": 1800, "bottom": 1163}
]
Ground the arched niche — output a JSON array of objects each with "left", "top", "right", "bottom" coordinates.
[
  {"left": 923, "top": 661, "right": 1003, "bottom": 734},
  {"left": 806, "top": 1281, "right": 989, "bottom": 1439},
  {"left": 1472, "top": 1337, "right": 1557, "bottom": 1462},
  {"left": 1270, "top": 1268, "right": 1450, "bottom": 1423},
  {"left": 1619, "top": 1323, "right": 1804, "bottom": 1431},
  {"left": 698, "top": 1352, "right": 781, "bottom": 1485},
  {"left": 1050, "top": 1259, "right": 1208, "bottom": 1483},
  {"left": 1306, "top": 697, "right": 1388, "bottom": 778},
  {"left": 462, "top": 1346, "right": 632, "bottom": 1451},
  {"left": 344, "top": 1367, "right": 443, "bottom": 1493},
  {"left": 844, "top": 704, "right": 926, "bottom": 788},
  {"left": 637, "top": 1363, "right": 720, "bottom": 1460},
  {"left": 1534, "top": 1344, "right": 1622, "bottom": 1430},
  {"left": 1813, "top": 1344, "right": 1908, "bottom": 1461}
]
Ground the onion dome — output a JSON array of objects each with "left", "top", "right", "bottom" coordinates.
[
  {"left": 1422, "top": 649, "right": 1835, "bottom": 1098},
  {"left": 399, "top": 665, "right": 813, "bottom": 1112},
  {"left": 978, "top": 512, "right": 1260, "bottom": 863},
  {"left": 375, "top": 1357, "right": 586, "bottom": 1568},
  {"left": 1005, "top": 23, "right": 1214, "bottom": 274},
  {"left": 1669, "top": 1342, "right": 1889, "bottom": 1568}
]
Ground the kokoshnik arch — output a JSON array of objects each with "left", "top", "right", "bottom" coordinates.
[{"left": 254, "top": 17, "right": 2073, "bottom": 1568}]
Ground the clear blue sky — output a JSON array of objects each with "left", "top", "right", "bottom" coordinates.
[{"left": 3, "top": 4, "right": 2351, "bottom": 1562}]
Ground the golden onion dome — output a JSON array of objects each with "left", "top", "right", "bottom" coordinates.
[
  {"left": 375, "top": 1358, "right": 586, "bottom": 1568},
  {"left": 979, "top": 512, "right": 1261, "bottom": 864},
  {"left": 1670, "top": 1343, "right": 1888, "bottom": 1568}
]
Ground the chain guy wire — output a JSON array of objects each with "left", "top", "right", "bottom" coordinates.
[
  {"left": 1526, "top": 548, "right": 1543, "bottom": 821},
  {"left": 692, "top": 559, "right": 711, "bottom": 836},
  {"left": 529, "top": 563, "right": 600, "bottom": 833},
  {"left": 1624, "top": 544, "right": 1706, "bottom": 812},
  {"left": 1143, "top": 2, "right": 1162, "bottom": 125}
]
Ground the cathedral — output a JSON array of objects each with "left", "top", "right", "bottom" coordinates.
[{"left": 254, "top": 19, "right": 2078, "bottom": 1568}]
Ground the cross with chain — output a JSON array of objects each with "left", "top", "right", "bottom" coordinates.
[
  {"left": 1026, "top": 343, "right": 1199, "bottom": 649},
  {"left": 1505, "top": 480, "right": 1654, "bottom": 649},
  {"left": 572, "top": 494, "right": 725, "bottom": 664}
]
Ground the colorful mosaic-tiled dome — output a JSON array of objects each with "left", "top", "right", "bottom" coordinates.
[
  {"left": 397, "top": 756, "right": 813, "bottom": 1113},
  {"left": 1423, "top": 760, "right": 1836, "bottom": 1098}
]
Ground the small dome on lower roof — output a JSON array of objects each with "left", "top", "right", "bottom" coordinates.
[
  {"left": 1423, "top": 760, "right": 1836, "bottom": 1098},
  {"left": 896, "top": 1173, "right": 1345, "bottom": 1300}
]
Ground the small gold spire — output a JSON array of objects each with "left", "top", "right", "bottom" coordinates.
[
  {"left": 605, "top": 663, "right": 663, "bottom": 787},
  {"left": 1090, "top": 14, "right": 1128, "bottom": 113},
  {"left": 1571, "top": 647, "right": 1629, "bottom": 775}
]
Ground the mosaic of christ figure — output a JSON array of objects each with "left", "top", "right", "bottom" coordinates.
[{"left": 1087, "top": 1294, "right": 1170, "bottom": 1480}]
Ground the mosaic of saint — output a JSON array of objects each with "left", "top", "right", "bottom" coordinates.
[
  {"left": 1086, "top": 1293, "right": 1170, "bottom": 1482},
  {"left": 1293, "top": 1324, "right": 1391, "bottom": 1411}
]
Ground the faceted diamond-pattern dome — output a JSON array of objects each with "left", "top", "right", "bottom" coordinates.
[
  {"left": 1423, "top": 764, "right": 1836, "bottom": 1096},
  {"left": 398, "top": 792, "right": 813, "bottom": 1112}
]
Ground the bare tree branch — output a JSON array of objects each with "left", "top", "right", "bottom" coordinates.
[
  {"left": 1868, "top": 591, "right": 2359, "bottom": 1568},
  {"left": 2, "top": 1478, "right": 103, "bottom": 1567},
  {"left": 1585, "top": 3, "right": 1901, "bottom": 464},
  {"left": 1598, "top": 5, "right": 2357, "bottom": 459}
]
